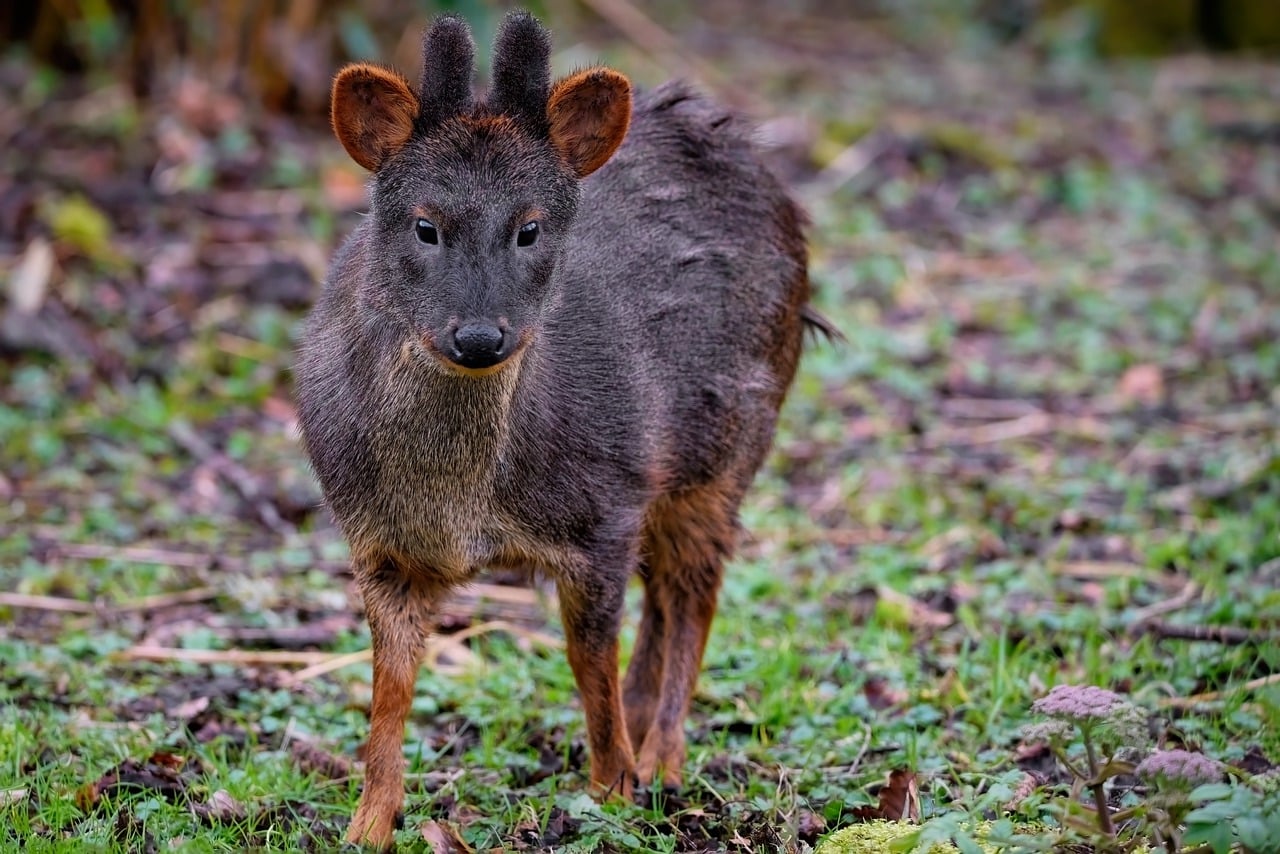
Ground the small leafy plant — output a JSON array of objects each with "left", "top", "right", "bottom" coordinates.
[
  {"left": 1180, "top": 779, "right": 1280, "bottom": 854},
  {"left": 1025, "top": 684, "right": 1149, "bottom": 840},
  {"left": 1025, "top": 685, "right": 1280, "bottom": 854}
]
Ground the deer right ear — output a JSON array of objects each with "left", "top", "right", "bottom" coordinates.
[
  {"left": 331, "top": 64, "right": 419, "bottom": 171},
  {"left": 547, "top": 68, "right": 632, "bottom": 178}
]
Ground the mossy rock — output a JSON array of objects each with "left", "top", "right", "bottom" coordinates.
[{"left": 815, "top": 821, "right": 1004, "bottom": 854}]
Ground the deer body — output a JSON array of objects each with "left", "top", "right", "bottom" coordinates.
[{"left": 296, "top": 13, "right": 819, "bottom": 849}]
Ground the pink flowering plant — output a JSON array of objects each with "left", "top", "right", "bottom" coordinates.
[
  {"left": 1022, "top": 685, "right": 1280, "bottom": 853},
  {"left": 1026, "top": 684, "right": 1149, "bottom": 839},
  {"left": 1134, "top": 749, "right": 1224, "bottom": 852}
]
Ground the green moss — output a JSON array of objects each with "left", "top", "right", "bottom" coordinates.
[{"left": 815, "top": 821, "right": 992, "bottom": 854}]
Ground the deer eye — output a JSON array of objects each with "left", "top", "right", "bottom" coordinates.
[
  {"left": 415, "top": 218, "right": 439, "bottom": 245},
  {"left": 516, "top": 221, "right": 539, "bottom": 247}
]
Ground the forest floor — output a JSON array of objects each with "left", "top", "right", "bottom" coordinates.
[{"left": 2, "top": 4, "right": 1278, "bottom": 852}]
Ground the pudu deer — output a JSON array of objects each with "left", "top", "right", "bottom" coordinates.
[{"left": 295, "top": 10, "right": 831, "bottom": 848}]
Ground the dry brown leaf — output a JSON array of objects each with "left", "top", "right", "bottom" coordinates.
[
  {"left": 850, "top": 768, "right": 919, "bottom": 821},
  {"left": 1116, "top": 363, "right": 1163, "bottom": 406},
  {"left": 863, "top": 676, "right": 908, "bottom": 710},
  {"left": 289, "top": 737, "right": 353, "bottom": 781},
  {"left": 172, "top": 696, "right": 211, "bottom": 721},
  {"left": 1002, "top": 771, "right": 1040, "bottom": 813},
  {"left": 191, "top": 789, "right": 246, "bottom": 823},
  {"left": 420, "top": 819, "right": 472, "bottom": 853},
  {"left": 9, "top": 237, "right": 55, "bottom": 313}
]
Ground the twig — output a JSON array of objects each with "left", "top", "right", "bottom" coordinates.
[
  {"left": 1138, "top": 622, "right": 1280, "bottom": 646},
  {"left": 1128, "top": 581, "right": 1199, "bottom": 625},
  {"left": 423, "top": 619, "right": 563, "bottom": 671},
  {"left": 283, "top": 620, "right": 563, "bottom": 686},
  {"left": 168, "top": 420, "right": 292, "bottom": 536},
  {"left": 938, "top": 397, "right": 1045, "bottom": 421},
  {"left": 1159, "top": 672, "right": 1280, "bottom": 709},
  {"left": 54, "top": 543, "right": 214, "bottom": 568},
  {"left": 115, "top": 587, "right": 220, "bottom": 612},
  {"left": 1055, "top": 561, "right": 1164, "bottom": 582},
  {"left": 0, "top": 592, "right": 97, "bottom": 613},
  {"left": 281, "top": 649, "right": 371, "bottom": 685},
  {"left": 455, "top": 582, "right": 548, "bottom": 607},
  {"left": 808, "top": 131, "right": 892, "bottom": 196},
  {"left": 920, "top": 412, "right": 1108, "bottom": 449},
  {"left": 118, "top": 646, "right": 334, "bottom": 665},
  {"left": 0, "top": 587, "right": 216, "bottom": 614}
]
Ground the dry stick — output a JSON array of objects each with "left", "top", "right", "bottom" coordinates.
[
  {"left": 423, "top": 619, "right": 563, "bottom": 670},
  {"left": 0, "top": 592, "right": 97, "bottom": 614},
  {"left": 919, "top": 411, "right": 1109, "bottom": 449},
  {"left": 1139, "top": 622, "right": 1280, "bottom": 646},
  {"left": 1159, "top": 672, "right": 1280, "bottom": 709},
  {"left": 1128, "top": 580, "right": 1199, "bottom": 625},
  {"left": 0, "top": 587, "right": 217, "bottom": 614},
  {"left": 55, "top": 543, "right": 214, "bottom": 568},
  {"left": 1056, "top": 561, "right": 1158, "bottom": 581},
  {"left": 118, "top": 646, "right": 334, "bottom": 666},
  {"left": 167, "top": 420, "right": 292, "bottom": 536},
  {"left": 284, "top": 620, "right": 564, "bottom": 686},
  {"left": 809, "top": 131, "right": 893, "bottom": 196},
  {"left": 282, "top": 649, "right": 371, "bottom": 685}
]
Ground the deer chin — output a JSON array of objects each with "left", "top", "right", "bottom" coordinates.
[{"left": 410, "top": 327, "right": 533, "bottom": 378}]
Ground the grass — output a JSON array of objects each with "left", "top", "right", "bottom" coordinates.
[{"left": 2, "top": 4, "right": 1279, "bottom": 852}]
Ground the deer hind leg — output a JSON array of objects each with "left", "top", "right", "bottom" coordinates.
[
  {"left": 632, "top": 487, "right": 736, "bottom": 791},
  {"left": 347, "top": 557, "right": 441, "bottom": 851}
]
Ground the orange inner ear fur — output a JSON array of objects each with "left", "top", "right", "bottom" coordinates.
[
  {"left": 331, "top": 64, "right": 419, "bottom": 171},
  {"left": 547, "top": 69, "right": 632, "bottom": 178}
]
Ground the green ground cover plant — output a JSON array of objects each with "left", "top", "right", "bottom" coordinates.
[{"left": 2, "top": 3, "right": 1277, "bottom": 851}]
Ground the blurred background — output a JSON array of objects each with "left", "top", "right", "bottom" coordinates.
[{"left": 1, "top": 1, "right": 1278, "bottom": 850}]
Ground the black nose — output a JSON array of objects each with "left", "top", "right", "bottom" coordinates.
[{"left": 451, "top": 322, "right": 505, "bottom": 369}]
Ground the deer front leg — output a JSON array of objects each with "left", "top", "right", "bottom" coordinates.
[
  {"left": 347, "top": 558, "right": 440, "bottom": 851},
  {"left": 558, "top": 567, "right": 636, "bottom": 801}
]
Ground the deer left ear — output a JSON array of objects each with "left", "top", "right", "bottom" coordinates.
[
  {"left": 331, "top": 64, "right": 419, "bottom": 171},
  {"left": 546, "top": 68, "right": 632, "bottom": 178}
]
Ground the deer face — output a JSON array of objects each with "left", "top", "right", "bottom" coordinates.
[{"left": 330, "top": 14, "right": 631, "bottom": 375}]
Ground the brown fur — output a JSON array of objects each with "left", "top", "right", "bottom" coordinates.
[
  {"left": 626, "top": 484, "right": 741, "bottom": 787},
  {"left": 296, "top": 13, "right": 827, "bottom": 849},
  {"left": 331, "top": 64, "right": 419, "bottom": 171},
  {"left": 345, "top": 558, "right": 442, "bottom": 849},
  {"left": 547, "top": 69, "right": 632, "bottom": 177}
]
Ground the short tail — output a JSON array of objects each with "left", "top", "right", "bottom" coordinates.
[{"left": 801, "top": 304, "right": 843, "bottom": 343}]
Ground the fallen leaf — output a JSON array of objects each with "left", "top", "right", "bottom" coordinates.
[
  {"left": 191, "top": 789, "right": 246, "bottom": 824},
  {"left": 0, "top": 788, "right": 28, "bottom": 807},
  {"left": 850, "top": 768, "right": 919, "bottom": 821},
  {"left": 420, "top": 819, "right": 472, "bottom": 853},
  {"left": 172, "top": 696, "right": 210, "bottom": 721},
  {"left": 1001, "top": 771, "right": 1040, "bottom": 813},
  {"left": 863, "top": 676, "right": 908, "bottom": 710},
  {"left": 1115, "top": 363, "right": 1163, "bottom": 406},
  {"left": 289, "top": 737, "right": 353, "bottom": 781},
  {"left": 78, "top": 751, "right": 198, "bottom": 810},
  {"left": 796, "top": 809, "right": 826, "bottom": 842},
  {"left": 9, "top": 237, "right": 54, "bottom": 313}
]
